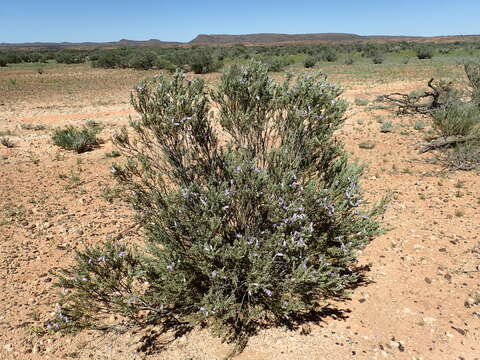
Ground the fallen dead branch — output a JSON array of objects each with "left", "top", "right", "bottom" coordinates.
[
  {"left": 379, "top": 78, "right": 454, "bottom": 115},
  {"left": 418, "top": 135, "right": 479, "bottom": 154}
]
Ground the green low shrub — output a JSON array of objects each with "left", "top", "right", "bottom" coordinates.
[
  {"left": 355, "top": 98, "right": 369, "bottom": 106},
  {"left": 128, "top": 51, "right": 157, "bottom": 70},
  {"left": 321, "top": 48, "right": 338, "bottom": 62},
  {"left": 303, "top": 56, "right": 317, "bottom": 68},
  {"left": 465, "top": 62, "right": 480, "bottom": 103},
  {"left": 413, "top": 120, "right": 426, "bottom": 131},
  {"left": 52, "top": 126, "right": 100, "bottom": 153},
  {"left": 155, "top": 57, "right": 177, "bottom": 72},
  {"left": 262, "top": 56, "right": 293, "bottom": 72},
  {"left": 188, "top": 49, "right": 221, "bottom": 74},
  {"left": 372, "top": 54, "right": 385, "bottom": 64},
  {"left": 431, "top": 102, "right": 480, "bottom": 137},
  {"left": 380, "top": 121, "right": 394, "bottom": 133},
  {"left": 416, "top": 47, "right": 433, "bottom": 60},
  {"left": 53, "top": 62, "right": 385, "bottom": 353}
]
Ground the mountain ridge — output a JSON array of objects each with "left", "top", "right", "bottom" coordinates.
[{"left": 2, "top": 33, "right": 480, "bottom": 50}]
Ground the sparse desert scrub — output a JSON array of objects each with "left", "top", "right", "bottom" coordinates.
[
  {"left": 53, "top": 62, "right": 385, "bottom": 354},
  {"left": 381, "top": 62, "right": 480, "bottom": 170}
]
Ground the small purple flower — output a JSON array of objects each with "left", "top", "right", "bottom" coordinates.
[
  {"left": 324, "top": 203, "right": 335, "bottom": 216},
  {"left": 166, "top": 264, "right": 174, "bottom": 271},
  {"left": 349, "top": 200, "right": 360, "bottom": 207},
  {"left": 264, "top": 289, "right": 272, "bottom": 297},
  {"left": 97, "top": 256, "right": 106, "bottom": 263},
  {"left": 296, "top": 237, "right": 306, "bottom": 247},
  {"left": 118, "top": 251, "right": 126, "bottom": 258}
]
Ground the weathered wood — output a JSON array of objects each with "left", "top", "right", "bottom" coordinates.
[
  {"left": 418, "top": 136, "right": 477, "bottom": 154},
  {"left": 379, "top": 78, "right": 453, "bottom": 115}
]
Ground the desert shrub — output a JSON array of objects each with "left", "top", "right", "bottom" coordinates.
[
  {"left": 358, "top": 141, "right": 375, "bottom": 149},
  {"left": 55, "top": 51, "right": 86, "bottom": 64},
  {"left": 54, "top": 62, "right": 385, "bottom": 352},
  {"left": 52, "top": 126, "right": 100, "bottom": 153},
  {"left": 431, "top": 102, "right": 480, "bottom": 137},
  {"left": 372, "top": 54, "right": 385, "bottom": 64},
  {"left": 439, "top": 47, "right": 452, "bottom": 54},
  {"left": 21, "top": 123, "right": 46, "bottom": 131},
  {"left": 128, "top": 51, "right": 157, "bottom": 70},
  {"left": 188, "top": 49, "right": 221, "bottom": 74},
  {"left": 442, "top": 140, "right": 480, "bottom": 170},
  {"left": 262, "top": 56, "right": 293, "bottom": 72},
  {"left": 321, "top": 48, "right": 338, "bottom": 62},
  {"left": 94, "top": 51, "right": 122, "bottom": 68},
  {"left": 413, "top": 120, "right": 426, "bottom": 131},
  {"left": 380, "top": 121, "right": 394, "bottom": 133},
  {"left": 155, "top": 57, "right": 177, "bottom": 72},
  {"left": 355, "top": 98, "right": 369, "bottom": 106},
  {"left": 0, "top": 56, "right": 7, "bottom": 67},
  {"left": 4, "top": 53, "right": 21, "bottom": 64},
  {"left": 465, "top": 62, "right": 480, "bottom": 103},
  {"left": 303, "top": 55, "right": 317, "bottom": 68},
  {"left": 23, "top": 52, "right": 42, "bottom": 63},
  {"left": 416, "top": 47, "right": 433, "bottom": 60},
  {"left": 344, "top": 57, "right": 354, "bottom": 65}
]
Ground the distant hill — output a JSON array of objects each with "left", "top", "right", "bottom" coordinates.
[
  {"left": 0, "top": 39, "right": 183, "bottom": 51},
  {"left": 190, "top": 33, "right": 480, "bottom": 46},
  {"left": 1, "top": 33, "right": 480, "bottom": 51},
  {"left": 190, "top": 33, "right": 366, "bottom": 45}
]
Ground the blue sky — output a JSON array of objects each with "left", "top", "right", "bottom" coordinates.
[{"left": 1, "top": 0, "right": 479, "bottom": 43}]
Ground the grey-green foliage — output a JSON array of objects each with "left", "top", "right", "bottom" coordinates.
[
  {"left": 380, "top": 121, "right": 394, "bottom": 133},
  {"left": 54, "top": 61, "right": 385, "bottom": 350},
  {"left": 303, "top": 55, "right": 317, "bottom": 68},
  {"left": 431, "top": 102, "right": 480, "bottom": 137},
  {"left": 261, "top": 56, "right": 293, "bottom": 72},
  {"left": 372, "top": 54, "right": 385, "bottom": 64},
  {"left": 430, "top": 63, "right": 480, "bottom": 138},
  {"left": 52, "top": 126, "right": 100, "bottom": 153},
  {"left": 465, "top": 62, "right": 480, "bottom": 104},
  {"left": 413, "top": 120, "right": 425, "bottom": 131},
  {"left": 188, "top": 49, "right": 221, "bottom": 74}
]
